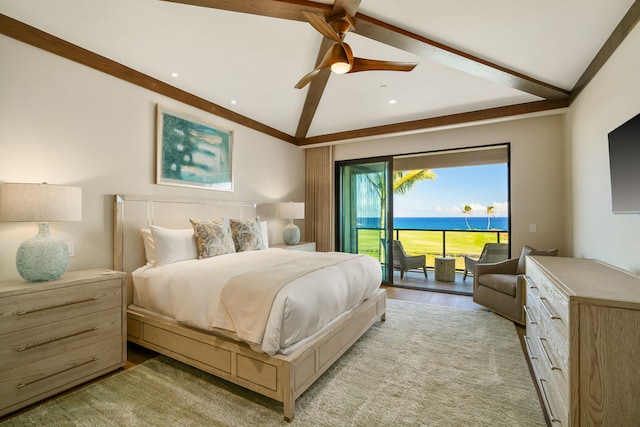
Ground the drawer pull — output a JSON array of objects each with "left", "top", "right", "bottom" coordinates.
[
  {"left": 14, "top": 296, "right": 101, "bottom": 315},
  {"left": 539, "top": 297, "right": 562, "bottom": 320},
  {"left": 539, "top": 337, "right": 562, "bottom": 371},
  {"left": 523, "top": 336, "right": 538, "bottom": 360},
  {"left": 524, "top": 306, "right": 538, "bottom": 325},
  {"left": 525, "top": 277, "right": 538, "bottom": 290},
  {"left": 16, "top": 327, "right": 99, "bottom": 352},
  {"left": 539, "top": 378, "right": 562, "bottom": 424},
  {"left": 16, "top": 356, "right": 98, "bottom": 389}
]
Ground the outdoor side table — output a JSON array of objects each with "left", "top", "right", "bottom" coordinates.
[{"left": 435, "top": 257, "right": 456, "bottom": 282}]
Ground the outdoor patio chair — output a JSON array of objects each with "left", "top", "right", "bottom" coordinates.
[
  {"left": 463, "top": 243, "right": 509, "bottom": 280},
  {"left": 393, "top": 240, "right": 427, "bottom": 279}
]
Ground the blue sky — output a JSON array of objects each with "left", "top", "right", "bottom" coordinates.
[{"left": 394, "top": 164, "right": 509, "bottom": 217}]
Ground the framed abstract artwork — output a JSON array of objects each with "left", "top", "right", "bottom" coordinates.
[{"left": 156, "top": 105, "right": 233, "bottom": 191}]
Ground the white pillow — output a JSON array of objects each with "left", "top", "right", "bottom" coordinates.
[
  {"left": 260, "top": 220, "right": 269, "bottom": 248},
  {"left": 141, "top": 229, "right": 156, "bottom": 266},
  {"left": 150, "top": 225, "right": 198, "bottom": 266}
]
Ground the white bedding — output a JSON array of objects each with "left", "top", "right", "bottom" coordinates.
[{"left": 131, "top": 248, "right": 382, "bottom": 355}]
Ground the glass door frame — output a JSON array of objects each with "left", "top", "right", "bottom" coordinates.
[{"left": 335, "top": 155, "right": 394, "bottom": 285}]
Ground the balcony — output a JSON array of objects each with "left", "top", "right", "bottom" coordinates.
[{"left": 356, "top": 227, "right": 509, "bottom": 272}]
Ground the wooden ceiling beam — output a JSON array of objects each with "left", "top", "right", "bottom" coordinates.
[
  {"left": 570, "top": 0, "right": 640, "bottom": 102},
  {"left": 297, "top": 99, "right": 569, "bottom": 146},
  {"left": 352, "top": 14, "right": 570, "bottom": 101},
  {"left": 333, "top": 0, "right": 362, "bottom": 18},
  {"left": 295, "top": 37, "right": 333, "bottom": 139},
  {"left": 160, "top": 0, "right": 330, "bottom": 21}
]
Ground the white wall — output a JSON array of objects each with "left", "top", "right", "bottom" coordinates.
[
  {"left": 334, "top": 113, "right": 568, "bottom": 259},
  {"left": 566, "top": 23, "right": 640, "bottom": 274},
  {"left": 0, "top": 35, "right": 305, "bottom": 281}
]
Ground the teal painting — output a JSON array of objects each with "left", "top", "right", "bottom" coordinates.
[{"left": 156, "top": 105, "right": 233, "bottom": 191}]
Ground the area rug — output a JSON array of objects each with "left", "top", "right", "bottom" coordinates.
[{"left": 1, "top": 300, "right": 544, "bottom": 426}]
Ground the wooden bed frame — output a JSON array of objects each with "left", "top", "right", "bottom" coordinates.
[{"left": 113, "top": 194, "right": 386, "bottom": 421}]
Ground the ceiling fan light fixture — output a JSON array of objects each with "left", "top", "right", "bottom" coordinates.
[{"left": 331, "top": 61, "right": 351, "bottom": 74}]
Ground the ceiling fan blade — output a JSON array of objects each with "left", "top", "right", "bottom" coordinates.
[
  {"left": 295, "top": 43, "right": 349, "bottom": 89},
  {"left": 295, "top": 69, "right": 322, "bottom": 89},
  {"left": 349, "top": 58, "right": 418, "bottom": 73},
  {"left": 300, "top": 10, "right": 343, "bottom": 45}
]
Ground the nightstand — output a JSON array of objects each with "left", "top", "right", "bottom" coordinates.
[
  {"left": 270, "top": 242, "right": 316, "bottom": 252},
  {"left": 0, "top": 269, "right": 126, "bottom": 417}
]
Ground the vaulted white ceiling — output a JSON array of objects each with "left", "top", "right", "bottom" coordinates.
[{"left": 1, "top": 0, "right": 637, "bottom": 144}]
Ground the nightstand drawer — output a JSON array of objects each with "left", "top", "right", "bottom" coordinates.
[
  {"left": 0, "top": 306, "right": 122, "bottom": 372},
  {"left": 0, "top": 270, "right": 126, "bottom": 417},
  {"left": 0, "top": 278, "right": 121, "bottom": 335},
  {"left": 0, "top": 335, "right": 123, "bottom": 413}
]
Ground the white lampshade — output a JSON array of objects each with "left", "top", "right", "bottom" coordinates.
[
  {"left": 0, "top": 183, "right": 82, "bottom": 282},
  {"left": 277, "top": 202, "right": 305, "bottom": 220},
  {"left": 0, "top": 183, "right": 82, "bottom": 222}
]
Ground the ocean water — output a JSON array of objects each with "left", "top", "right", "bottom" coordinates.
[{"left": 358, "top": 216, "right": 508, "bottom": 231}]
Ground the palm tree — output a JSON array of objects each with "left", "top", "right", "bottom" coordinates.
[
  {"left": 461, "top": 204, "right": 473, "bottom": 229},
  {"left": 363, "top": 169, "right": 436, "bottom": 258},
  {"left": 365, "top": 170, "right": 437, "bottom": 225},
  {"left": 486, "top": 205, "right": 495, "bottom": 230}
]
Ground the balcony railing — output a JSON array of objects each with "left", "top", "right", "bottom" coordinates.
[{"left": 356, "top": 227, "right": 509, "bottom": 271}]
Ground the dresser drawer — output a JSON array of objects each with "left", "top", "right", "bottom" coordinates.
[
  {"left": 525, "top": 334, "right": 568, "bottom": 426},
  {"left": 526, "top": 266, "right": 570, "bottom": 325},
  {"left": 0, "top": 279, "right": 121, "bottom": 335},
  {"left": 0, "top": 335, "right": 123, "bottom": 412},
  {"left": 525, "top": 276, "right": 569, "bottom": 345},
  {"left": 527, "top": 293, "right": 569, "bottom": 357},
  {"left": 0, "top": 307, "right": 122, "bottom": 372}
]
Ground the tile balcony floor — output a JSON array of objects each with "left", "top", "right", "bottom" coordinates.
[{"left": 390, "top": 268, "right": 473, "bottom": 296}]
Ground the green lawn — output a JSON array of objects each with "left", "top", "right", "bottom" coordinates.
[{"left": 356, "top": 229, "right": 509, "bottom": 270}]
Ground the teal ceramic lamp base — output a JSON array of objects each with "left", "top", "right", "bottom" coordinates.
[
  {"left": 282, "top": 221, "right": 300, "bottom": 245},
  {"left": 16, "top": 223, "right": 69, "bottom": 282}
]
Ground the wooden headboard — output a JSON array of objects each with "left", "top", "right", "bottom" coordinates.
[{"left": 113, "top": 194, "right": 256, "bottom": 304}]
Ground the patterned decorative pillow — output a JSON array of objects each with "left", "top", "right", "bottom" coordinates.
[
  {"left": 230, "top": 217, "right": 265, "bottom": 252},
  {"left": 189, "top": 218, "right": 236, "bottom": 259}
]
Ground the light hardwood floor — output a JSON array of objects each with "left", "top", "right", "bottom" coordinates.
[{"left": 1, "top": 287, "right": 528, "bottom": 423}]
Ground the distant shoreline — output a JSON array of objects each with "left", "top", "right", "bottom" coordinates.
[{"left": 359, "top": 216, "right": 509, "bottom": 231}]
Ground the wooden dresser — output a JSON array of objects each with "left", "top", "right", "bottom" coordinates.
[
  {"left": 524, "top": 256, "right": 640, "bottom": 426},
  {"left": 0, "top": 269, "right": 126, "bottom": 417}
]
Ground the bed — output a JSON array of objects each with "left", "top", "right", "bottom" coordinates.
[{"left": 113, "top": 194, "right": 386, "bottom": 421}]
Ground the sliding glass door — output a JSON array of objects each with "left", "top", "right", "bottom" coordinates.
[{"left": 336, "top": 157, "right": 393, "bottom": 284}]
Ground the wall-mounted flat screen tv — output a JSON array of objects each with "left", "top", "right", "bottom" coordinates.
[{"left": 608, "top": 112, "right": 640, "bottom": 213}]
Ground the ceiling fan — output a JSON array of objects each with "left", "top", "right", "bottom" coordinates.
[{"left": 295, "top": 10, "right": 418, "bottom": 89}]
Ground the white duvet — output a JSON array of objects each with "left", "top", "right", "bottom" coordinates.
[{"left": 131, "top": 248, "right": 382, "bottom": 355}]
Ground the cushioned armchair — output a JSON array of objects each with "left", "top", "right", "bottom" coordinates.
[
  {"left": 393, "top": 240, "right": 427, "bottom": 279},
  {"left": 473, "top": 246, "right": 558, "bottom": 325}
]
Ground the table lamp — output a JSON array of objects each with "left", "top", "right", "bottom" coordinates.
[
  {"left": 278, "top": 201, "right": 304, "bottom": 245},
  {"left": 0, "top": 183, "right": 82, "bottom": 282}
]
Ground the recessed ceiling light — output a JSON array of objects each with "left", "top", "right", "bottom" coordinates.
[
  {"left": 231, "top": 100, "right": 237, "bottom": 105},
  {"left": 388, "top": 99, "right": 397, "bottom": 104},
  {"left": 171, "top": 72, "right": 179, "bottom": 78}
]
